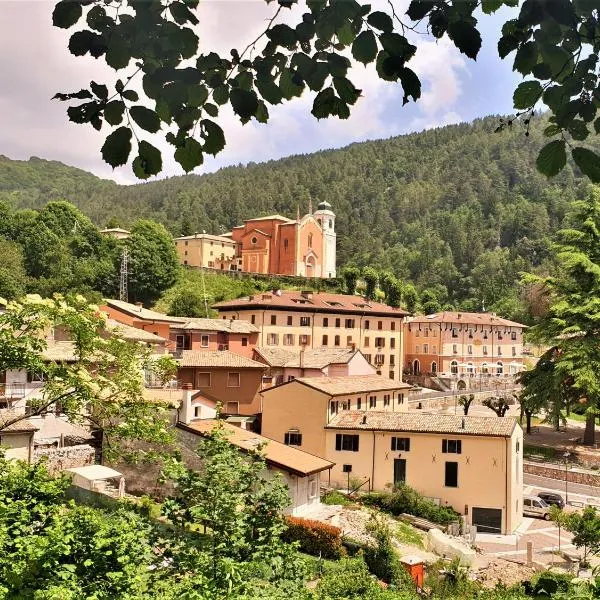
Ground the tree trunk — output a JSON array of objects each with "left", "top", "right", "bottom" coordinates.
[
  {"left": 584, "top": 413, "right": 596, "bottom": 446},
  {"left": 525, "top": 411, "right": 532, "bottom": 435}
]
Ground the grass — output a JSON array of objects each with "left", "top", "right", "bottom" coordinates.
[
  {"left": 321, "top": 490, "right": 353, "bottom": 506},
  {"left": 395, "top": 521, "right": 424, "bottom": 549},
  {"left": 524, "top": 444, "right": 558, "bottom": 460}
]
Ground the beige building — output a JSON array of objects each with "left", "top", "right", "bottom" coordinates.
[
  {"left": 99, "top": 227, "right": 130, "bottom": 240},
  {"left": 214, "top": 290, "right": 409, "bottom": 381},
  {"left": 0, "top": 411, "right": 37, "bottom": 462},
  {"left": 325, "top": 411, "right": 523, "bottom": 534},
  {"left": 261, "top": 374, "right": 412, "bottom": 458},
  {"left": 175, "top": 233, "right": 238, "bottom": 270}
]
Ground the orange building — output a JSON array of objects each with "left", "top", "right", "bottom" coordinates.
[{"left": 230, "top": 201, "right": 336, "bottom": 278}]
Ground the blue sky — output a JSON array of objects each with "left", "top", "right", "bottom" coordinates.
[{"left": 0, "top": 1, "right": 524, "bottom": 183}]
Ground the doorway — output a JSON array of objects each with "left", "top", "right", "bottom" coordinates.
[{"left": 393, "top": 459, "right": 406, "bottom": 486}]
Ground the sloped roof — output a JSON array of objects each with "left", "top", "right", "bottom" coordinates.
[
  {"left": 254, "top": 347, "right": 362, "bottom": 369},
  {"left": 177, "top": 318, "right": 259, "bottom": 334},
  {"left": 178, "top": 350, "right": 266, "bottom": 369},
  {"left": 327, "top": 411, "right": 517, "bottom": 437},
  {"left": 174, "top": 233, "right": 236, "bottom": 244},
  {"left": 213, "top": 291, "right": 409, "bottom": 317},
  {"left": 0, "top": 410, "right": 38, "bottom": 433},
  {"left": 409, "top": 312, "right": 526, "bottom": 329},
  {"left": 263, "top": 374, "right": 411, "bottom": 396},
  {"left": 66, "top": 465, "right": 123, "bottom": 480},
  {"left": 105, "top": 319, "right": 168, "bottom": 343},
  {"left": 244, "top": 214, "right": 294, "bottom": 223},
  {"left": 104, "top": 299, "right": 186, "bottom": 324},
  {"left": 100, "top": 228, "right": 130, "bottom": 234},
  {"left": 41, "top": 341, "right": 79, "bottom": 362},
  {"left": 180, "top": 419, "right": 333, "bottom": 476}
]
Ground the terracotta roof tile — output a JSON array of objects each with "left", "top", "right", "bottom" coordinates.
[
  {"left": 178, "top": 350, "right": 266, "bottom": 369},
  {"left": 213, "top": 291, "right": 409, "bottom": 317},
  {"left": 326, "top": 411, "right": 517, "bottom": 437},
  {"left": 0, "top": 410, "right": 38, "bottom": 432},
  {"left": 178, "top": 318, "right": 259, "bottom": 334},
  {"left": 254, "top": 347, "right": 364, "bottom": 369},
  {"left": 105, "top": 319, "right": 168, "bottom": 343},
  {"left": 264, "top": 374, "right": 411, "bottom": 396},
  {"left": 104, "top": 299, "right": 186, "bottom": 323},
  {"left": 180, "top": 419, "right": 333, "bottom": 476},
  {"left": 409, "top": 312, "right": 526, "bottom": 328}
]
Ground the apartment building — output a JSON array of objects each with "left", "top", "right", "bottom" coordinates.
[
  {"left": 325, "top": 411, "right": 523, "bottom": 534},
  {"left": 213, "top": 291, "right": 409, "bottom": 381},
  {"left": 404, "top": 312, "right": 526, "bottom": 379},
  {"left": 174, "top": 233, "right": 238, "bottom": 270},
  {"left": 261, "top": 374, "right": 412, "bottom": 458}
]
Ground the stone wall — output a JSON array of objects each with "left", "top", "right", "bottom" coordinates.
[
  {"left": 409, "top": 389, "right": 518, "bottom": 412},
  {"left": 524, "top": 461, "right": 600, "bottom": 488},
  {"left": 35, "top": 444, "right": 95, "bottom": 475}
]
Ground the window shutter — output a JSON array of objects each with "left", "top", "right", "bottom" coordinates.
[
  {"left": 457, "top": 440, "right": 462, "bottom": 454},
  {"left": 353, "top": 436, "right": 359, "bottom": 452},
  {"left": 391, "top": 438, "right": 396, "bottom": 451},
  {"left": 406, "top": 438, "right": 410, "bottom": 452},
  {"left": 298, "top": 434, "right": 302, "bottom": 446},
  {"left": 336, "top": 434, "right": 341, "bottom": 451},
  {"left": 442, "top": 439, "right": 447, "bottom": 453},
  {"left": 284, "top": 433, "right": 290, "bottom": 445}
]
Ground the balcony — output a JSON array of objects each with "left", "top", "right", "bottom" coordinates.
[{"left": 0, "top": 383, "right": 27, "bottom": 399}]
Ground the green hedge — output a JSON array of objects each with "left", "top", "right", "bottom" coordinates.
[
  {"left": 282, "top": 516, "right": 345, "bottom": 559},
  {"left": 361, "top": 484, "right": 458, "bottom": 525}
]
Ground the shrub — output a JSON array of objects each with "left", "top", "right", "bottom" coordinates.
[
  {"left": 283, "top": 516, "right": 344, "bottom": 559},
  {"left": 362, "top": 484, "right": 458, "bottom": 525},
  {"left": 322, "top": 490, "right": 352, "bottom": 506},
  {"left": 363, "top": 517, "right": 407, "bottom": 586}
]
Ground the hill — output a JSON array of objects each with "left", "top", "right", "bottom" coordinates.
[{"left": 0, "top": 115, "right": 594, "bottom": 314}]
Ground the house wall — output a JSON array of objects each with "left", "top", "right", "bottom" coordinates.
[
  {"left": 172, "top": 330, "right": 257, "bottom": 358},
  {"left": 177, "top": 367, "right": 264, "bottom": 415},
  {"left": 100, "top": 305, "right": 173, "bottom": 341},
  {"left": 175, "top": 237, "right": 237, "bottom": 269},
  {"left": 219, "top": 308, "right": 405, "bottom": 381},
  {"left": 1, "top": 432, "right": 34, "bottom": 462},
  {"left": 324, "top": 428, "right": 522, "bottom": 534},
  {"left": 295, "top": 219, "right": 323, "bottom": 278},
  {"left": 276, "top": 222, "right": 299, "bottom": 275}
]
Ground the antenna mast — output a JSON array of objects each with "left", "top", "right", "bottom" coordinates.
[{"left": 119, "top": 247, "right": 129, "bottom": 302}]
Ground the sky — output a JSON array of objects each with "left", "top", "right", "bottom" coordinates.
[{"left": 0, "top": 1, "right": 523, "bottom": 184}]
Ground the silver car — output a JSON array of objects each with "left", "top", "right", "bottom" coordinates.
[{"left": 523, "top": 495, "right": 551, "bottom": 520}]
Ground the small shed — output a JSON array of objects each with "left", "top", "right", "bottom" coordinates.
[
  {"left": 65, "top": 465, "right": 125, "bottom": 498},
  {"left": 401, "top": 555, "right": 425, "bottom": 589}
]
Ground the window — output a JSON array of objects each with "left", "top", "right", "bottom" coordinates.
[
  {"left": 287, "top": 316, "right": 293, "bottom": 326},
  {"left": 330, "top": 401, "right": 338, "bottom": 415},
  {"left": 308, "top": 476, "right": 317, "bottom": 498},
  {"left": 375, "top": 354, "right": 384, "bottom": 366},
  {"left": 194, "top": 406, "right": 202, "bottom": 418},
  {"left": 184, "top": 250, "right": 188, "bottom": 256},
  {"left": 516, "top": 440, "right": 520, "bottom": 453},
  {"left": 511, "top": 331, "right": 517, "bottom": 341},
  {"left": 378, "top": 321, "right": 383, "bottom": 330},
  {"left": 251, "top": 315, "right": 256, "bottom": 325},
  {"left": 483, "top": 330, "right": 488, "bottom": 339},
  {"left": 357, "top": 397, "right": 362, "bottom": 410},
  {"left": 369, "top": 396, "right": 376, "bottom": 408},
  {"left": 287, "top": 375, "right": 295, "bottom": 382},
  {"left": 323, "top": 317, "right": 329, "bottom": 327},
  {"left": 251, "top": 236, "right": 258, "bottom": 244},
  {"left": 364, "top": 353, "right": 372, "bottom": 363},
  {"left": 498, "top": 347, "right": 503, "bottom": 356},
  {"left": 452, "top": 344, "right": 458, "bottom": 355},
  {"left": 399, "top": 393, "right": 404, "bottom": 404},
  {"left": 299, "top": 334, "right": 310, "bottom": 345},
  {"left": 468, "top": 329, "right": 473, "bottom": 339},
  {"left": 284, "top": 239, "right": 289, "bottom": 251},
  {"left": 271, "top": 315, "right": 277, "bottom": 325},
  {"left": 512, "top": 346, "right": 517, "bottom": 356},
  {"left": 450, "top": 360, "right": 458, "bottom": 374},
  {"left": 283, "top": 334, "right": 294, "bottom": 346},
  {"left": 242, "top": 337, "right": 248, "bottom": 347},
  {"left": 416, "top": 329, "right": 421, "bottom": 337},
  {"left": 483, "top": 345, "right": 488, "bottom": 355},
  {"left": 308, "top": 233, "right": 313, "bottom": 248},
  {"left": 497, "top": 331, "right": 503, "bottom": 340},
  {"left": 389, "top": 370, "right": 395, "bottom": 379},
  {"left": 415, "top": 345, "right": 421, "bottom": 353},
  {"left": 335, "top": 318, "right": 341, "bottom": 328},
  {"left": 389, "top": 355, "right": 395, "bottom": 366},
  {"left": 267, "top": 333, "right": 279, "bottom": 345},
  {"left": 383, "top": 394, "right": 390, "bottom": 407},
  {"left": 176, "top": 334, "right": 186, "bottom": 350},
  {"left": 423, "top": 344, "right": 429, "bottom": 354},
  {"left": 284, "top": 431, "right": 302, "bottom": 446},
  {"left": 452, "top": 328, "right": 458, "bottom": 338},
  {"left": 497, "top": 361, "right": 503, "bottom": 374},
  {"left": 322, "top": 335, "right": 328, "bottom": 346},
  {"left": 335, "top": 434, "right": 359, "bottom": 452},
  {"left": 201, "top": 334, "right": 210, "bottom": 348},
  {"left": 391, "top": 437, "right": 410, "bottom": 451},
  {"left": 345, "top": 318, "right": 355, "bottom": 328},
  {"left": 184, "top": 260, "right": 188, "bottom": 265},
  {"left": 445, "top": 462, "right": 458, "bottom": 487},
  {"left": 481, "top": 363, "right": 489, "bottom": 373},
  {"left": 197, "top": 372, "right": 211, "bottom": 387},
  {"left": 391, "top": 322, "right": 396, "bottom": 331},
  {"left": 346, "top": 336, "right": 353, "bottom": 346},
  {"left": 467, "top": 345, "right": 472, "bottom": 355},
  {"left": 300, "top": 316, "right": 311, "bottom": 327},
  {"left": 364, "top": 320, "right": 370, "bottom": 330},
  {"left": 364, "top": 336, "right": 370, "bottom": 347},
  {"left": 424, "top": 328, "right": 429, "bottom": 337},
  {"left": 227, "top": 401, "right": 239, "bottom": 414},
  {"left": 227, "top": 372, "right": 241, "bottom": 387},
  {"left": 442, "top": 439, "right": 462, "bottom": 454},
  {"left": 390, "top": 338, "right": 396, "bottom": 349},
  {"left": 375, "top": 337, "right": 385, "bottom": 348},
  {"left": 334, "top": 335, "right": 340, "bottom": 346},
  {"left": 432, "top": 345, "right": 437, "bottom": 354},
  {"left": 184, "top": 241, "right": 188, "bottom": 246}
]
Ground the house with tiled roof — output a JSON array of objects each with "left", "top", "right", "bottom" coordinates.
[
  {"left": 261, "top": 374, "right": 412, "bottom": 459},
  {"left": 0, "top": 410, "right": 37, "bottom": 462},
  {"left": 323, "top": 410, "right": 523, "bottom": 535},
  {"left": 214, "top": 290, "right": 408, "bottom": 381}
]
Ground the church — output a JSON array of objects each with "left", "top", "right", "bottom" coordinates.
[{"left": 229, "top": 201, "right": 336, "bottom": 278}]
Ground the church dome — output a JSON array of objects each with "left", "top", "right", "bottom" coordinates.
[{"left": 316, "top": 201, "right": 332, "bottom": 211}]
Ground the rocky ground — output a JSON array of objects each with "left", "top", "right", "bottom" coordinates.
[{"left": 475, "top": 559, "right": 537, "bottom": 589}]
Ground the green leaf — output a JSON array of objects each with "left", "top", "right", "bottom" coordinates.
[
  {"left": 447, "top": 21, "right": 481, "bottom": 60},
  {"left": 68, "top": 31, "right": 101, "bottom": 57},
  {"left": 201, "top": 120, "right": 226, "bottom": 155},
  {"left": 255, "top": 101, "right": 269, "bottom": 123},
  {"left": 101, "top": 127, "right": 132, "bottom": 168},
  {"left": 279, "top": 68, "right": 303, "bottom": 100},
  {"left": 336, "top": 21, "right": 355, "bottom": 45},
  {"left": 594, "top": 117, "right": 600, "bottom": 135},
  {"left": 106, "top": 36, "right": 131, "bottom": 70},
  {"left": 497, "top": 34, "right": 519, "bottom": 59},
  {"left": 188, "top": 85, "right": 209, "bottom": 107},
  {"left": 333, "top": 77, "right": 360, "bottom": 105},
  {"left": 104, "top": 101, "right": 125, "bottom": 126},
  {"left": 572, "top": 147, "right": 600, "bottom": 182},
  {"left": 352, "top": 30, "right": 378, "bottom": 64},
  {"left": 513, "top": 80, "right": 543, "bottom": 109},
  {"left": 399, "top": 67, "right": 421, "bottom": 104},
  {"left": 256, "top": 76, "right": 283, "bottom": 104},
  {"left": 312, "top": 87, "right": 336, "bottom": 119},
  {"left": 230, "top": 88, "right": 259, "bottom": 120},
  {"left": 541, "top": 45, "right": 573, "bottom": 81},
  {"left": 213, "top": 85, "right": 229, "bottom": 105},
  {"left": 53, "top": 1, "right": 82, "bottom": 29},
  {"left": 513, "top": 41, "right": 538, "bottom": 75},
  {"left": 130, "top": 106, "right": 161, "bottom": 133},
  {"left": 367, "top": 11, "right": 394, "bottom": 32},
  {"left": 204, "top": 103, "right": 219, "bottom": 117},
  {"left": 543, "top": 123, "right": 562, "bottom": 136},
  {"left": 567, "top": 119, "right": 589, "bottom": 141},
  {"left": 406, "top": 0, "right": 435, "bottom": 20},
  {"left": 481, "top": 0, "right": 502, "bottom": 14},
  {"left": 174, "top": 137, "right": 203, "bottom": 172},
  {"left": 379, "top": 33, "right": 413, "bottom": 58},
  {"left": 122, "top": 90, "right": 139, "bottom": 102},
  {"left": 267, "top": 24, "right": 297, "bottom": 49},
  {"left": 90, "top": 81, "right": 108, "bottom": 100},
  {"left": 536, "top": 139, "right": 566, "bottom": 177},
  {"left": 169, "top": 2, "right": 199, "bottom": 25},
  {"left": 133, "top": 141, "right": 162, "bottom": 179}
]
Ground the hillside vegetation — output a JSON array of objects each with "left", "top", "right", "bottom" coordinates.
[{"left": 1, "top": 115, "right": 595, "bottom": 316}]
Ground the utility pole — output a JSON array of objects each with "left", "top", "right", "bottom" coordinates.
[{"left": 119, "top": 247, "right": 129, "bottom": 302}]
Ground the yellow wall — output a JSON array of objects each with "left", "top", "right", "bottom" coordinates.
[
  {"left": 324, "top": 426, "right": 522, "bottom": 534},
  {"left": 2, "top": 432, "right": 33, "bottom": 462},
  {"left": 176, "top": 237, "right": 237, "bottom": 269}
]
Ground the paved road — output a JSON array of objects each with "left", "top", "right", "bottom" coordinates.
[{"left": 524, "top": 473, "right": 600, "bottom": 502}]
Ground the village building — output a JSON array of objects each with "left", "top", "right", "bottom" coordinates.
[
  {"left": 176, "top": 350, "right": 266, "bottom": 416},
  {"left": 325, "top": 411, "right": 523, "bottom": 534},
  {"left": 404, "top": 312, "right": 527, "bottom": 385},
  {"left": 0, "top": 412, "right": 37, "bottom": 462},
  {"left": 261, "top": 374, "right": 412, "bottom": 459},
  {"left": 174, "top": 233, "right": 238, "bottom": 270},
  {"left": 214, "top": 290, "right": 409, "bottom": 381},
  {"left": 253, "top": 347, "right": 376, "bottom": 387},
  {"left": 99, "top": 227, "right": 131, "bottom": 240},
  {"left": 101, "top": 299, "right": 259, "bottom": 358}
]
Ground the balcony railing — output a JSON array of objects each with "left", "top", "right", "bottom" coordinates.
[{"left": 0, "top": 383, "right": 27, "bottom": 399}]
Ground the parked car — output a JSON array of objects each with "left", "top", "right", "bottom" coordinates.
[
  {"left": 537, "top": 492, "right": 565, "bottom": 509},
  {"left": 523, "top": 495, "right": 551, "bottom": 520}
]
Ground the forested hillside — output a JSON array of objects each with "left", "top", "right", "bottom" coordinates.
[{"left": 1, "top": 115, "right": 595, "bottom": 316}]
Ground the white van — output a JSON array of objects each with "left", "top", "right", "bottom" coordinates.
[{"left": 523, "top": 495, "right": 551, "bottom": 520}]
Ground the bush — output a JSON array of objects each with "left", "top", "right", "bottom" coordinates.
[
  {"left": 362, "top": 484, "right": 458, "bottom": 525},
  {"left": 283, "top": 516, "right": 344, "bottom": 559},
  {"left": 322, "top": 490, "right": 353, "bottom": 506},
  {"left": 363, "top": 517, "right": 407, "bottom": 586}
]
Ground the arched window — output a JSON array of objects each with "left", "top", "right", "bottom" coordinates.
[
  {"left": 450, "top": 360, "right": 458, "bottom": 374},
  {"left": 467, "top": 362, "right": 474, "bottom": 374},
  {"left": 431, "top": 361, "right": 437, "bottom": 374},
  {"left": 496, "top": 361, "right": 503, "bottom": 375},
  {"left": 329, "top": 219, "right": 333, "bottom": 229},
  {"left": 251, "top": 236, "right": 258, "bottom": 245},
  {"left": 481, "top": 362, "right": 489, "bottom": 374},
  {"left": 308, "top": 233, "right": 313, "bottom": 248},
  {"left": 412, "top": 359, "right": 420, "bottom": 375}
]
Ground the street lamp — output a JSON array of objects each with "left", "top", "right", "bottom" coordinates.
[{"left": 564, "top": 451, "right": 571, "bottom": 505}]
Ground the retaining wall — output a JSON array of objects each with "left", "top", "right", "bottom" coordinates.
[
  {"left": 524, "top": 461, "right": 600, "bottom": 488},
  {"left": 35, "top": 444, "right": 95, "bottom": 475}
]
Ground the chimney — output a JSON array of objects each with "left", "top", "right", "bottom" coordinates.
[
  {"left": 461, "top": 418, "right": 466, "bottom": 430},
  {"left": 301, "top": 290, "right": 313, "bottom": 299},
  {"left": 299, "top": 346, "right": 306, "bottom": 371},
  {"left": 135, "top": 302, "right": 143, "bottom": 312},
  {"left": 194, "top": 232, "right": 198, "bottom": 238},
  {"left": 362, "top": 415, "right": 367, "bottom": 425},
  {"left": 180, "top": 383, "right": 194, "bottom": 425}
]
